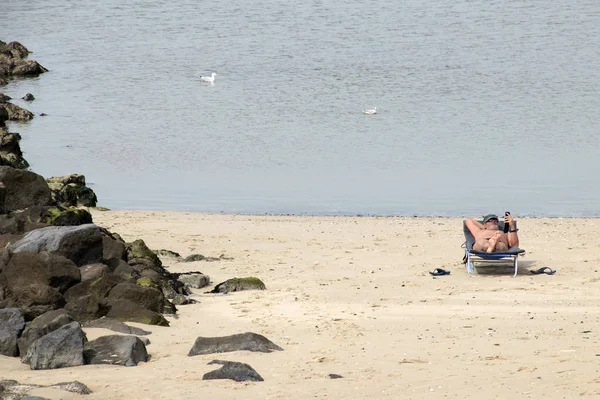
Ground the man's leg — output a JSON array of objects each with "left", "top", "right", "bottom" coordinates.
[
  {"left": 486, "top": 231, "right": 504, "bottom": 253},
  {"left": 473, "top": 238, "right": 491, "bottom": 252}
]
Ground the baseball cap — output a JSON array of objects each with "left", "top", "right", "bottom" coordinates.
[{"left": 482, "top": 214, "right": 499, "bottom": 223}]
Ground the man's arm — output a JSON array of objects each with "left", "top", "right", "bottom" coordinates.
[
  {"left": 465, "top": 218, "right": 483, "bottom": 236},
  {"left": 505, "top": 214, "right": 520, "bottom": 247}
]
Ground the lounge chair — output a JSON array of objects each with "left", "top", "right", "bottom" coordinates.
[{"left": 462, "top": 220, "right": 525, "bottom": 277}]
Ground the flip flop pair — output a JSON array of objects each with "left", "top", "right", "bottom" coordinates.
[
  {"left": 530, "top": 267, "right": 556, "bottom": 275},
  {"left": 429, "top": 268, "right": 451, "bottom": 276}
]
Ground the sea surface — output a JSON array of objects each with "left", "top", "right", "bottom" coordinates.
[{"left": 2, "top": 0, "right": 599, "bottom": 216}]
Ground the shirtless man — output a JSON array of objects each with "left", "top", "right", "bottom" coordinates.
[{"left": 465, "top": 213, "right": 520, "bottom": 253}]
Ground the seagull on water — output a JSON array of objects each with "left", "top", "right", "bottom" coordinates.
[
  {"left": 362, "top": 107, "right": 377, "bottom": 115},
  {"left": 199, "top": 72, "right": 217, "bottom": 84}
]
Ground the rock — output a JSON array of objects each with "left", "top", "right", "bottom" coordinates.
[
  {"left": 17, "top": 309, "right": 73, "bottom": 356},
  {"left": 126, "top": 239, "right": 162, "bottom": 271},
  {"left": 79, "top": 263, "right": 111, "bottom": 282},
  {"left": 107, "top": 282, "right": 174, "bottom": 314},
  {"left": 2, "top": 41, "right": 31, "bottom": 59},
  {"left": 83, "top": 335, "right": 148, "bottom": 366},
  {"left": 0, "top": 308, "right": 25, "bottom": 356},
  {"left": 11, "top": 59, "right": 48, "bottom": 76},
  {"left": 155, "top": 249, "right": 183, "bottom": 262},
  {"left": 48, "top": 381, "right": 91, "bottom": 394},
  {"left": 64, "top": 294, "right": 110, "bottom": 322},
  {"left": 0, "top": 130, "right": 29, "bottom": 169},
  {"left": 51, "top": 207, "right": 93, "bottom": 226},
  {"left": 46, "top": 174, "right": 97, "bottom": 207},
  {"left": 82, "top": 317, "right": 151, "bottom": 335},
  {"left": 183, "top": 253, "right": 205, "bottom": 262},
  {"left": 0, "top": 166, "right": 52, "bottom": 213},
  {"left": 188, "top": 332, "right": 283, "bottom": 356},
  {"left": 0, "top": 379, "right": 91, "bottom": 399},
  {"left": 101, "top": 232, "right": 126, "bottom": 260},
  {"left": 203, "top": 360, "right": 264, "bottom": 382},
  {"left": 177, "top": 272, "right": 210, "bottom": 289},
  {"left": 105, "top": 298, "right": 169, "bottom": 326},
  {"left": 2, "top": 251, "right": 81, "bottom": 293},
  {"left": 23, "top": 321, "right": 87, "bottom": 370},
  {"left": 63, "top": 273, "right": 122, "bottom": 303},
  {"left": 0, "top": 283, "right": 65, "bottom": 321},
  {"left": 6, "top": 224, "right": 103, "bottom": 266},
  {"left": 210, "top": 277, "right": 266, "bottom": 294},
  {"left": 1, "top": 102, "right": 34, "bottom": 120}
]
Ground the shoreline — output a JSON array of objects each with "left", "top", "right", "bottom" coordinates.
[{"left": 93, "top": 208, "right": 600, "bottom": 219}]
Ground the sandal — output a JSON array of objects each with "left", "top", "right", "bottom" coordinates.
[
  {"left": 530, "top": 267, "right": 556, "bottom": 275},
  {"left": 429, "top": 268, "right": 451, "bottom": 276}
]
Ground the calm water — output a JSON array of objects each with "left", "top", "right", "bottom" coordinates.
[{"left": 2, "top": 0, "right": 599, "bottom": 216}]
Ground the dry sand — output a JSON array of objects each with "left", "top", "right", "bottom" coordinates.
[{"left": 2, "top": 211, "right": 600, "bottom": 399}]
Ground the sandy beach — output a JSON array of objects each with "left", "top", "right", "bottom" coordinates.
[{"left": 2, "top": 211, "right": 600, "bottom": 399}]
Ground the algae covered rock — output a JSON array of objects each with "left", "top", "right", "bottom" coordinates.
[
  {"left": 46, "top": 174, "right": 97, "bottom": 207},
  {"left": 210, "top": 277, "right": 266, "bottom": 294},
  {"left": 126, "top": 239, "right": 162, "bottom": 269}
]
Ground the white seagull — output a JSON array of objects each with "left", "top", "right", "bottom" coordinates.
[
  {"left": 199, "top": 72, "right": 217, "bottom": 84},
  {"left": 362, "top": 107, "right": 377, "bottom": 115}
]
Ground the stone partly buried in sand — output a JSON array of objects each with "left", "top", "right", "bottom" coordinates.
[
  {"left": 188, "top": 332, "right": 283, "bottom": 356},
  {"left": 209, "top": 277, "right": 266, "bottom": 294},
  {"left": 203, "top": 360, "right": 264, "bottom": 382},
  {"left": 0, "top": 379, "right": 91, "bottom": 398}
]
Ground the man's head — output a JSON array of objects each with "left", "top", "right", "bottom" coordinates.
[{"left": 482, "top": 214, "right": 499, "bottom": 229}]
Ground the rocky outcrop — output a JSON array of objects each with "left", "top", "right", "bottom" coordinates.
[{"left": 0, "top": 41, "right": 47, "bottom": 79}]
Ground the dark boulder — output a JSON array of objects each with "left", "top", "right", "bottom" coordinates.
[
  {"left": 2, "top": 251, "right": 80, "bottom": 293},
  {"left": 0, "top": 308, "right": 25, "bottom": 356},
  {"left": 23, "top": 321, "right": 87, "bottom": 370},
  {"left": 1, "top": 102, "right": 34, "bottom": 120},
  {"left": 0, "top": 129, "right": 29, "bottom": 169},
  {"left": 107, "top": 282, "right": 174, "bottom": 314},
  {"left": 2, "top": 41, "right": 30, "bottom": 59},
  {"left": 210, "top": 277, "right": 266, "bottom": 294},
  {"left": 188, "top": 332, "right": 283, "bottom": 356},
  {"left": 0, "top": 283, "right": 65, "bottom": 321},
  {"left": 101, "top": 232, "right": 126, "bottom": 261},
  {"left": 64, "top": 294, "right": 110, "bottom": 322},
  {"left": 6, "top": 224, "right": 103, "bottom": 266},
  {"left": 63, "top": 273, "right": 123, "bottom": 303},
  {"left": 105, "top": 298, "right": 169, "bottom": 326},
  {"left": 17, "top": 308, "right": 73, "bottom": 356},
  {"left": 46, "top": 174, "right": 97, "bottom": 207},
  {"left": 82, "top": 317, "right": 151, "bottom": 335},
  {"left": 203, "top": 360, "right": 264, "bottom": 382},
  {"left": 83, "top": 335, "right": 148, "bottom": 366},
  {"left": 0, "top": 166, "right": 52, "bottom": 213}
]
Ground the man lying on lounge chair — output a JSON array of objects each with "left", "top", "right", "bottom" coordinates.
[{"left": 465, "top": 213, "right": 520, "bottom": 253}]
